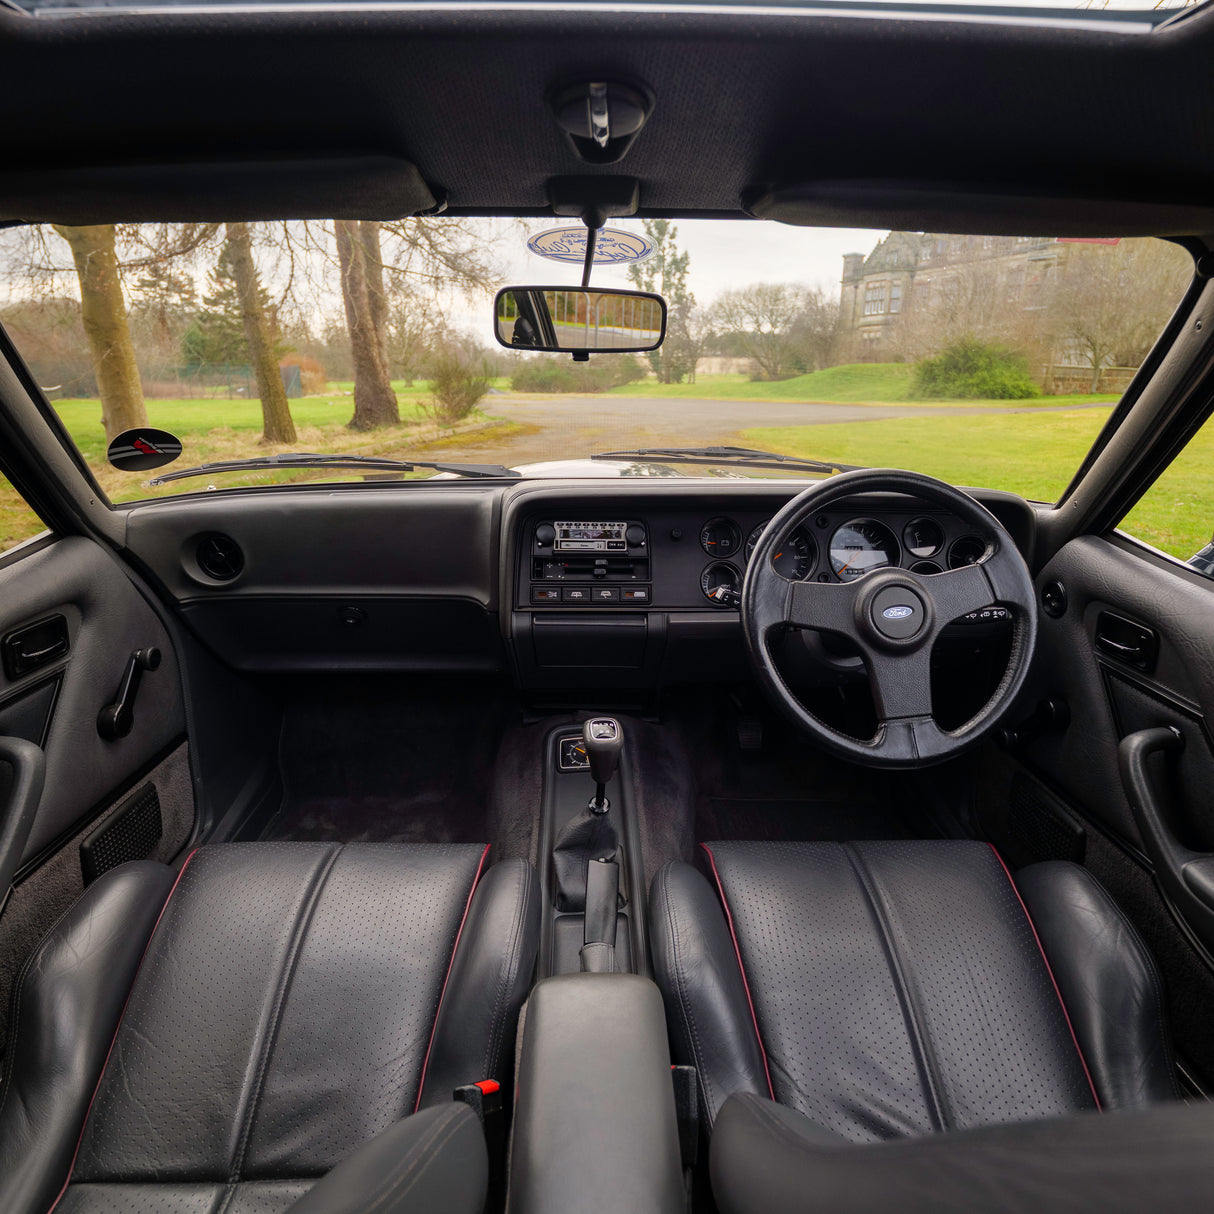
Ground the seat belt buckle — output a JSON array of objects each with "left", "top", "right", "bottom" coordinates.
[
  {"left": 455, "top": 1081, "right": 506, "bottom": 1198},
  {"left": 454, "top": 1078, "right": 503, "bottom": 1125},
  {"left": 671, "top": 1065, "right": 699, "bottom": 1168}
]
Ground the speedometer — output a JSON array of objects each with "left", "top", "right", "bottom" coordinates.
[{"left": 828, "top": 519, "right": 899, "bottom": 582}]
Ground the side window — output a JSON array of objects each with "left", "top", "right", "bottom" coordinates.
[
  {"left": 1119, "top": 412, "right": 1214, "bottom": 574},
  {"left": 0, "top": 468, "right": 50, "bottom": 555}
]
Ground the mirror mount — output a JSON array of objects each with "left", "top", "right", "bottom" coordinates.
[{"left": 580, "top": 214, "right": 604, "bottom": 289}]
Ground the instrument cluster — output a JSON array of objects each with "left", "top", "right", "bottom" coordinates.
[{"left": 696, "top": 509, "right": 990, "bottom": 607}]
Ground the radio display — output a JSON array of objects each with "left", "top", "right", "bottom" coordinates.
[{"left": 555, "top": 521, "right": 626, "bottom": 551}]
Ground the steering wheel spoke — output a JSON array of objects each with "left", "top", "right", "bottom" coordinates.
[
  {"left": 864, "top": 642, "right": 935, "bottom": 723},
  {"left": 786, "top": 577, "right": 860, "bottom": 635},
  {"left": 923, "top": 561, "right": 995, "bottom": 627}
]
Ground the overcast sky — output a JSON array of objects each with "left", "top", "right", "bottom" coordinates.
[
  {"left": 498, "top": 219, "right": 886, "bottom": 303},
  {"left": 451, "top": 217, "right": 889, "bottom": 335}
]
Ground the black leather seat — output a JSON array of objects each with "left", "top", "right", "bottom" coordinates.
[
  {"left": 651, "top": 839, "right": 1185, "bottom": 1213},
  {"left": 0, "top": 841, "right": 540, "bottom": 1214}
]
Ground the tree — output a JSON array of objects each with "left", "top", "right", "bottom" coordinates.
[
  {"left": 628, "top": 219, "right": 693, "bottom": 383},
  {"left": 180, "top": 244, "right": 248, "bottom": 368},
  {"left": 789, "top": 286, "right": 839, "bottom": 373},
  {"left": 1046, "top": 239, "right": 1192, "bottom": 390},
  {"left": 336, "top": 219, "right": 399, "bottom": 430},
  {"left": 51, "top": 225, "right": 149, "bottom": 440},
  {"left": 387, "top": 291, "right": 436, "bottom": 386},
  {"left": 663, "top": 300, "right": 711, "bottom": 384},
  {"left": 224, "top": 222, "right": 297, "bottom": 444},
  {"left": 713, "top": 283, "right": 806, "bottom": 380}
]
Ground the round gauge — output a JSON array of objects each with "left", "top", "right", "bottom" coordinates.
[
  {"left": 746, "top": 521, "right": 816, "bottom": 581},
  {"left": 700, "top": 562, "right": 742, "bottom": 607},
  {"left": 948, "top": 535, "right": 988, "bottom": 569},
  {"left": 700, "top": 517, "right": 742, "bottom": 559},
  {"left": 910, "top": 560, "right": 942, "bottom": 576},
  {"left": 745, "top": 521, "right": 769, "bottom": 562},
  {"left": 829, "top": 519, "right": 899, "bottom": 582},
  {"left": 903, "top": 517, "right": 945, "bottom": 560}
]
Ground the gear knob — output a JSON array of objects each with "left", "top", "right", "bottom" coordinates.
[{"left": 583, "top": 718, "right": 624, "bottom": 812}]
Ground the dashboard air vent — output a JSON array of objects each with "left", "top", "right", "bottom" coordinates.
[{"left": 196, "top": 533, "right": 244, "bottom": 582}]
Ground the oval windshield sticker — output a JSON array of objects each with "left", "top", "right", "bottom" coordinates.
[
  {"left": 107, "top": 427, "right": 183, "bottom": 472},
  {"left": 526, "top": 226, "right": 655, "bottom": 266}
]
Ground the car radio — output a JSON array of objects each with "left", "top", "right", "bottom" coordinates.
[
  {"left": 553, "top": 521, "right": 628, "bottom": 551},
  {"left": 528, "top": 518, "right": 651, "bottom": 605}
]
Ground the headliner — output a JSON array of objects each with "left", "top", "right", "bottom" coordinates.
[{"left": 0, "top": 2, "right": 1212, "bottom": 237}]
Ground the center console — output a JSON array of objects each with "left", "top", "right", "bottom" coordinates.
[{"left": 507, "top": 973, "right": 684, "bottom": 1214}]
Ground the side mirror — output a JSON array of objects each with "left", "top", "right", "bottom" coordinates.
[{"left": 494, "top": 287, "right": 666, "bottom": 355}]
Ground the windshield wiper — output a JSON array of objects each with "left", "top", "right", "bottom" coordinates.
[
  {"left": 590, "top": 446, "right": 861, "bottom": 476},
  {"left": 148, "top": 453, "right": 521, "bottom": 486}
]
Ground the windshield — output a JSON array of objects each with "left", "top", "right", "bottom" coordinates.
[{"left": 0, "top": 219, "right": 1193, "bottom": 544}]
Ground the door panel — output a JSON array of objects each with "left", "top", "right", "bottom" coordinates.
[
  {"left": 1017, "top": 535, "right": 1214, "bottom": 854},
  {"left": 0, "top": 535, "right": 188, "bottom": 864},
  {"left": 0, "top": 535, "right": 194, "bottom": 1052},
  {"left": 988, "top": 533, "right": 1214, "bottom": 1087}
]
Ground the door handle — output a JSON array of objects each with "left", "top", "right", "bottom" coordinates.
[{"left": 1119, "top": 726, "right": 1214, "bottom": 954}]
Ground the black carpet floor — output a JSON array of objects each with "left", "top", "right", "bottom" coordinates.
[{"left": 259, "top": 675, "right": 513, "bottom": 847}]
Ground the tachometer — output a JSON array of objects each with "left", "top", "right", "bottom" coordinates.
[
  {"left": 747, "top": 521, "right": 816, "bottom": 580},
  {"left": 829, "top": 519, "right": 899, "bottom": 582}
]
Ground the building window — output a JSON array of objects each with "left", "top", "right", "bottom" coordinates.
[
  {"left": 888, "top": 251, "right": 900, "bottom": 267},
  {"left": 889, "top": 282, "right": 902, "bottom": 313},
  {"left": 863, "top": 282, "right": 888, "bottom": 316}
]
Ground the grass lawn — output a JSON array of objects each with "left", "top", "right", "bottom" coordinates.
[
  {"left": 745, "top": 408, "right": 1214, "bottom": 561},
  {"left": 0, "top": 391, "right": 518, "bottom": 548},
  {"left": 55, "top": 396, "right": 435, "bottom": 467},
  {"left": 606, "top": 363, "right": 1119, "bottom": 408}
]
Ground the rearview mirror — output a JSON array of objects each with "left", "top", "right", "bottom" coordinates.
[{"left": 494, "top": 287, "right": 666, "bottom": 355}]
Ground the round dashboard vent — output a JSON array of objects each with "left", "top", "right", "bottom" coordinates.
[{"left": 196, "top": 533, "right": 244, "bottom": 582}]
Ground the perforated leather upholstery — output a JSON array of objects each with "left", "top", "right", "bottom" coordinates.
[
  {"left": 0, "top": 842, "right": 540, "bottom": 1214},
  {"left": 651, "top": 840, "right": 1173, "bottom": 1141}
]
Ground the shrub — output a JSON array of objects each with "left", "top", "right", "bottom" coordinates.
[
  {"left": 421, "top": 348, "right": 491, "bottom": 426},
  {"left": 511, "top": 354, "right": 645, "bottom": 394},
  {"left": 911, "top": 339, "right": 1040, "bottom": 400}
]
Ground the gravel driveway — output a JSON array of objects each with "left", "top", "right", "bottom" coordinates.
[{"left": 414, "top": 393, "right": 1101, "bottom": 467}]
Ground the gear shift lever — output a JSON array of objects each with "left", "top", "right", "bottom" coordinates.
[{"left": 583, "top": 717, "right": 623, "bottom": 813}]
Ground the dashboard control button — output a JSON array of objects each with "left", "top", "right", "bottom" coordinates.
[
  {"left": 563, "top": 587, "right": 591, "bottom": 603},
  {"left": 592, "top": 587, "right": 620, "bottom": 603},
  {"left": 622, "top": 587, "right": 649, "bottom": 602},
  {"left": 532, "top": 587, "right": 561, "bottom": 603}
]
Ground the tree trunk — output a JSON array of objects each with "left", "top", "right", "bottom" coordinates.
[
  {"left": 336, "top": 220, "right": 399, "bottom": 430},
  {"left": 224, "top": 222, "right": 296, "bottom": 445},
  {"left": 53, "top": 224, "right": 149, "bottom": 441}
]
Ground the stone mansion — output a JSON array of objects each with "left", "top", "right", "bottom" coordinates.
[{"left": 838, "top": 231, "right": 1063, "bottom": 361}]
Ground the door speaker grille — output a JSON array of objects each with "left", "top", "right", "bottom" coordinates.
[{"left": 80, "top": 783, "right": 163, "bottom": 884}]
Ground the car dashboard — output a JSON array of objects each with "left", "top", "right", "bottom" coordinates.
[{"left": 121, "top": 478, "right": 1035, "bottom": 701}]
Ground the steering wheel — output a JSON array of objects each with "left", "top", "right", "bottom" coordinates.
[{"left": 742, "top": 468, "right": 1037, "bottom": 768}]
